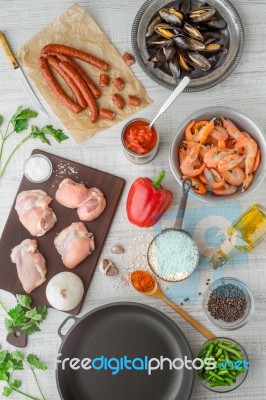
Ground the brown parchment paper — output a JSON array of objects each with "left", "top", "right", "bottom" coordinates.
[{"left": 17, "top": 3, "right": 152, "bottom": 144}]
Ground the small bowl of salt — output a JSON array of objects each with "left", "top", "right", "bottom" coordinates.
[{"left": 24, "top": 154, "right": 53, "bottom": 183}]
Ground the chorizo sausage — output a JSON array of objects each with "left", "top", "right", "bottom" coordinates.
[
  {"left": 38, "top": 56, "right": 83, "bottom": 113},
  {"left": 112, "top": 93, "right": 125, "bottom": 110},
  {"left": 58, "top": 60, "right": 99, "bottom": 122},
  {"left": 47, "top": 56, "right": 87, "bottom": 109},
  {"left": 42, "top": 44, "right": 110, "bottom": 71},
  {"left": 50, "top": 53, "right": 101, "bottom": 99},
  {"left": 99, "top": 73, "right": 110, "bottom": 87},
  {"left": 113, "top": 77, "right": 125, "bottom": 91},
  {"left": 128, "top": 95, "right": 141, "bottom": 106},
  {"left": 100, "top": 108, "right": 116, "bottom": 120},
  {"left": 122, "top": 52, "right": 135, "bottom": 66}
]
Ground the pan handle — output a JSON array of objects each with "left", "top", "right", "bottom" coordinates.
[
  {"left": 174, "top": 178, "right": 192, "bottom": 230},
  {"left": 58, "top": 316, "right": 78, "bottom": 340}
]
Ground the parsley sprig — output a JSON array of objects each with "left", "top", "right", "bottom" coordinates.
[
  {"left": 0, "top": 349, "right": 46, "bottom": 399},
  {"left": 0, "top": 295, "right": 47, "bottom": 336},
  {"left": 0, "top": 106, "right": 68, "bottom": 177}
]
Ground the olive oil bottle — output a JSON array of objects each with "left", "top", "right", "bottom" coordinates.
[{"left": 210, "top": 204, "right": 266, "bottom": 269}]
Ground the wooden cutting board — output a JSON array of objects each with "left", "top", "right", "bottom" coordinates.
[{"left": 0, "top": 149, "right": 125, "bottom": 315}]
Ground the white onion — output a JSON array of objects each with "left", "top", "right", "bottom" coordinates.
[{"left": 46, "top": 272, "right": 84, "bottom": 311}]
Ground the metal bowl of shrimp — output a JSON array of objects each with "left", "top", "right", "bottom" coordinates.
[{"left": 169, "top": 106, "right": 266, "bottom": 203}]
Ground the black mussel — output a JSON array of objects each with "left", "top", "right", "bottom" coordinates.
[
  {"left": 149, "top": 54, "right": 158, "bottom": 63},
  {"left": 173, "top": 27, "right": 182, "bottom": 36},
  {"left": 181, "top": 0, "right": 191, "bottom": 14},
  {"left": 169, "top": 57, "right": 181, "bottom": 80},
  {"left": 146, "top": 16, "right": 162, "bottom": 37},
  {"left": 204, "top": 37, "right": 219, "bottom": 46},
  {"left": 163, "top": 44, "right": 176, "bottom": 61},
  {"left": 178, "top": 50, "right": 193, "bottom": 73},
  {"left": 157, "top": 47, "right": 168, "bottom": 63},
  {"left": 207, "top": 49, "right": 228, "bottom": 67},
  {"left": 186, "top": 51, "right": 211, "bottom": 70},
  {"left": 174, "top": 35, "right": 205, "bottom": 51},
  {"left": 155, "top": 23, "right": 176, "bottom": 39},
  {"left": 203, "top": 43, "right": 224, "bottom": 53},
  {"left": 183, "top": 22, "right": 204, "bottom": 41},
  {"left": 205, "top": 19, "right": 227, "bottom": 30},
  {"left": 189, "top": 7, "right": 216, "bottom": 23},
  {"left": 203, "top": 31, "right": 222, "bottom": 41},
  {"left": 168, "top": 7, "right": 185, "bottom": 22},
  {"left": 159, "top": 9, "right": 183, "bottom": 26},
  {"left": 147, "top": 37, "right": 172, "bottom": 46}
]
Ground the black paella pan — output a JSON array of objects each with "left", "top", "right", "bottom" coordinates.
[{"left": 56, "top": 302, "right": 195, "bottom": 400}]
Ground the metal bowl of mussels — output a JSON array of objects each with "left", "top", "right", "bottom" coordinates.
[{"left": 132, "top": 0, "right": 245, "bottom": 91}]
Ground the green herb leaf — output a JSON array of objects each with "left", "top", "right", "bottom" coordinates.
[
  {"left": 11, "top": 379, "right": 22, "bottom": 389},
  {"left": 0, "top": 115, "right": 3, "bottom": 126},
  {"left": 41, "top": 125, "right": 69, "bottom": 143},
  {"left": 0, "top": 372, "right": 9, "bottom": 381},
  {"left": 16, "top": 294, "right": 32, "bottom": 310},
  {"left": 4, "top": 318, "right": 13, "bottom": 333},
  {"left": 22, "top": 323, "right": 41, "bottom": 336},
  {"left": 12, "top": 351, "right": 24, "bottom": 362},
  {"left": 25, "top": 309, "right": 37, "bottom": 319},
  {"left": 30, "top": 125, "right": 51, "bottom": 145},
  {"left": 7, "top": 305, "right": 26, "bottom": 327},
  {"left": 27, "top": 354, "right": 47, "bottom": 371},
  {"left": 11, "top": 107, "right": 38, "bottom": 133},
  {"left": 0, "top": 351, "right": 8, "bottom": 365},
  {"left": 36, "top": 305, "right": 48, "bottom": 321},
  {"left": 2, "top": 386, "right": 12, "bottom": 397},
  {"left": 30, "top": 124, "right": 68, "bottom": 145}
]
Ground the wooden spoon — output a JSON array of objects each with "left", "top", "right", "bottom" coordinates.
[{"left": 131, "top": 270, "right": 216, "bottom": 340}]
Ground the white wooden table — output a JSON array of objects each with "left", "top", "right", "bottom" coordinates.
[{"left": 0, "top": 1, "right": 266, "bottom": 399}]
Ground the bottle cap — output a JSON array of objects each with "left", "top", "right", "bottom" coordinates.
[{"left": 209, "top": 250, "right": 227, "bottom": 269}]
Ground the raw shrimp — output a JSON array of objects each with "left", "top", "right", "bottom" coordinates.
[
  {"left": 210, "top": 126, "right": 228, "bottom": 148},
  {"left": 185, "top": 119, "right": 215, "bottom": 143},
  {"left": 180, "top": 143, "right": 206, "bottom": 177},
  {"left": 221, "top": 117, "right": 247, "bottom": 141},
  {"left": 185, "top": 120, "right": 195, "bottom": 141},
  {"left": 218, "top": 154, "right": 245, "bottom": 173},
  {"left": 184, "top": 176, "right": 206, "bottom": 194},
  {"left": 253, "top": 149, "right": 261, "bottom": 172},
  {"left": 222, "top": 167, "right": 245, "bottom": 186},
  {"left": 203, "top": 147, "right": 234, "bottom": 168},
  {"left": 194, "top": 118, "right": 216, "bottom": 143},
  {"left": 200, "top": 167, "right": 225, "bottom": 189},
  {"left": 235, "top": 137, "right": 258, "bottom": 191},
  {"left": 212, "top": 183, "right": 238, "bottom": 196},
  {"left": 179, "top": 147, "right": 186, "bottom": 165}
]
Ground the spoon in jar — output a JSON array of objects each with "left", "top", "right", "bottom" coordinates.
[
  {"left": 147, "top": 76, "right": 190, "bottom": 129},
  {"left": 131, "top": 270, "right": 216, "bottom": 340}
]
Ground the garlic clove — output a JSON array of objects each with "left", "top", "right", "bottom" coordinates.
[
  {"left": 100, "top": 259, "right": 118, "bottom": 276},
  {"left": 111, "top": 244, "right": 124, "bottom": 254}
]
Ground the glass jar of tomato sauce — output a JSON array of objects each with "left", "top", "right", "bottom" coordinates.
[{"left": 121, "top": 118, "right": 159, "bottom": 164}]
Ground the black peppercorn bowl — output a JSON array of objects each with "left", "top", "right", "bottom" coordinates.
[{"left": 202, "top": 277, "right": 254, "bottom": 330}]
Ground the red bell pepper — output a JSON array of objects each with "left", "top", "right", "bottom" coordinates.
[{"left": 126, "top": 170, "right": 173, "bottom": 227}]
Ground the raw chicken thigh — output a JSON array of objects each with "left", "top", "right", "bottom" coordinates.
[
  {"left": 54, "top": 222, "right": 95, "bottom": 269},
  {"left": 15, "top": 190, "right": 57, "bottom": 236},
  {"left": 11, "top": 239, "right": 47, "bottom": 293},
  {"left": 55, "top": 179, "right": 106, "bottom": 221},
  {"left": 77, "top": 188, "right": 106, "bottom": 221},
  {"left": 55, "top": 179, "right": 89, "bottom": 208}
]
